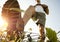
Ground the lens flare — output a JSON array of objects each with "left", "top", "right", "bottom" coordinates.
[{"left": 0, "top": 17, "right": 8, "bottom": 31}]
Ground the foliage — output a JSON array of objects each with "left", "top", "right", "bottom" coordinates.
[
  {"left": 9, "top": 8, "right": 24, "bottom": 12},
  {"left": 46, "top": 28, "right": 58, "bottom": 42}
]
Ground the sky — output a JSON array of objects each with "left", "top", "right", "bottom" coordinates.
[{"left": 0, "top": 0, "right": 60, "bottom": 33}]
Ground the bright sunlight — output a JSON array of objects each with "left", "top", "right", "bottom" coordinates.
[{"left": 0, "top": 16, "right": 8, "bottom": 31}]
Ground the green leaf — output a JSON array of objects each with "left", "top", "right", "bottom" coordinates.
[{"left": 46, "top": 28, "right": 57, "bottom": 42}]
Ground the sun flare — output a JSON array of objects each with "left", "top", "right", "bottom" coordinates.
[{"left": 0, "top": 16, "right": 8, "bottom": 31}]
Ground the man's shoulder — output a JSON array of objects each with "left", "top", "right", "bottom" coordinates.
[
  {"left": 41, "top": 4, "right": 49, "bottom": 14},
  {"left": 41, "top": 4, "right": 48, "bottom": 8}
]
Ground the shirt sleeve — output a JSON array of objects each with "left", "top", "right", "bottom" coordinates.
[{"left": 41, "top": 4, "right": 49, "bottom": 15}]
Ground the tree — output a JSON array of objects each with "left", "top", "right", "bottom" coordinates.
[{"left": 46, "top": 28, "right": 57, "bottom": 42}]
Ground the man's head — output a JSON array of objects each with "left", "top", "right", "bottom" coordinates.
[
  {"left": 35, "top": 0, "right": 41, "bottom": 4},
  {"left": 8, "top": 0, "right": 16, "bottom": 1}
]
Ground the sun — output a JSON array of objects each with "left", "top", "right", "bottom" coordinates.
[
  {"left": 0, "top": 16, "right": 8, "bottom": 31},
  {"left": 0, "top": 18, "right": 4, "bottom": 26}
]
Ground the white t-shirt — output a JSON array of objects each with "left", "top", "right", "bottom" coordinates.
[{"left": 35, "top": 5, "right": 45, "bottom": 13}]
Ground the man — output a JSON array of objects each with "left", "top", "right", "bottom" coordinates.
[
  {"left": 32, "top": 0, "right": 49, "bottom": 42},
  {"left": 23, "top": 0, "right": 49, "bottom": 42}
]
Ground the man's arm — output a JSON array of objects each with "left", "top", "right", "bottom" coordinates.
[
  {"left": 23, "top": 5, "right": 35, "bottom": 25},
  {"left": 42, "top": 4, "right": 49, "bottom": 15}
]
